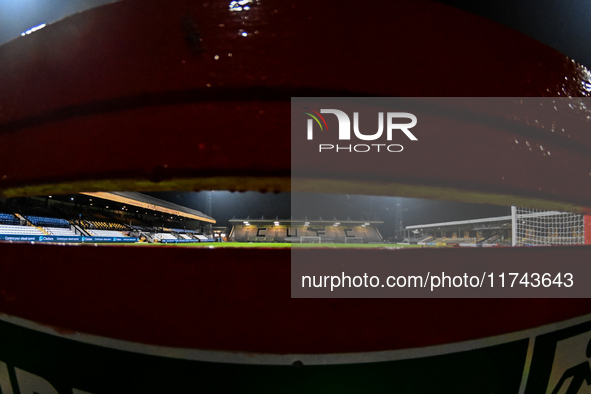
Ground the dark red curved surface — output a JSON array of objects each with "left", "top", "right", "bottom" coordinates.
[
  {"left": 0, "top": 0, "right": 590, "bottom": 354},
  {"left": 0, "top": 243, "right": 589, "bottom": 354},
  {"left": 0, "top": 0, "right": 590, "bottom": 194}
]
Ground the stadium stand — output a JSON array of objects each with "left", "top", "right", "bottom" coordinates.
[
  {"left": 482, "top": 235, "right": 503, "bottom": 245},
  {"left": 229, "top": 218, "right": 384, "bottom": 243},
  {"left": 0, "top": 213, "right": 20, "bottom": 226},
  {"left": 0, "top": 194, "right": 214, "bottom": 244},
  {"left": 443, "top": 237, "right": 478, "bottom": 244},
  {"left": 86, "top": 229, "right": 130, "bottom": 238},
  {"left": 0, "top": 225, "right": 44, "bottom": 236},
  {"left": 26, "top": 216, "right": 70, "bottom": 228},
  {"left": 44, "top": 227, "right": 77, "bottom": 236},
  {"left": 153, "top": 233, "right": 178, "bottom": 241}
]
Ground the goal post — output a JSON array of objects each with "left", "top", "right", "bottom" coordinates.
[
  {"left": 300, "top": 236, "right": 321, "bottom": 243},
  {"left": 511, "top": 206, "right": 586, "bottom": 246},
  {"left": 344, "top": 237, "right": 364, "bottom": 244}
]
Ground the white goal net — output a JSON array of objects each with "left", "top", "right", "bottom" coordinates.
[
  {"left": 344, "top": 237, "right": 364, "bottom": 244},
  {"left": 300, "top": 236, "right": 321, "bottom": 243},
  {"left": 512, "top": 206, "right": 584, "bottom": 246}
]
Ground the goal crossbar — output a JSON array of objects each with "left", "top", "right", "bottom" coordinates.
[{"left": 300, "top": 236, "right": 321, "bottom": 243}]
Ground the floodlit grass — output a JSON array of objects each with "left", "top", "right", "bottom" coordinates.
[{"left": 122, "top": 242, "right": 430, "bottom": 249}]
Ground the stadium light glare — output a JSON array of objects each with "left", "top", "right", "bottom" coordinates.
[
  {"left": 274, "top": 221, "right": 279, "bottom": 225},
  {"left": 21, "top": 23, "right": 46, "bottom": 36}
]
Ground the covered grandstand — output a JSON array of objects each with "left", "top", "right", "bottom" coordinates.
[
  {"left": 405, "top": 215, "right": 512, "bottom": 246},
  {"left": 229, "top": 217, "right": 384, "bottom": 243},
  {"left": 0, "top": 193, "right": 216, "bottom": 244},
  {"left": 406, "top": 208, "right": 590, "bottom": 247}
]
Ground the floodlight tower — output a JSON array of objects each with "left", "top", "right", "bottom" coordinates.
[
  {"left": 205, "top": 191, "right": 213, "bottom": 235},
  {"left": 395, "top": 197, "right": 403, "bottom": 241}
]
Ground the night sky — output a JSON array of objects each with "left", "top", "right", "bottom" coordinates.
[{"left": 146, "top": 191, "right": 510, "bottom": 239}]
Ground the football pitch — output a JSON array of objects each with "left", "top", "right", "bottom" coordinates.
[{"left": 126, "top": 242, "right": 427, "bottom": 249}]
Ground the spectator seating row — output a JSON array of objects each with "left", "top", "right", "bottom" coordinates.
[
  {"left": 26, "top": 215, "right": 70, "bottom": 228},
  {"left": 443, "top": 237, "right": 478, "bottom": 244},
  {"left": 45, "top": 227, "right": 77, "bottom": 236},
  {"left": 86, "top": 229, "right": 129, "bottom": 238},
  {"left": 82, "top": 221, "right": 128, "bottom": 231},
  {"left": 154, "top": 233, "right": 177, "bottom": 240},
  {"left": 0, "top": 213, "right": 19, "bottom": 226},
  {"left": 0, "top": 225, "right": 44, "bottom": 236}
]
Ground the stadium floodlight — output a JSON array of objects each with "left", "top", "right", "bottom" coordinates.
[
  {"left": 274, "top": 221, "right": 280, "bottom": 225},
  {"left": 244, "top": 221, "right": 250, "bottom": 225},
  {"left": 21, "top": 23, "right": 47, "bottom": 37}
]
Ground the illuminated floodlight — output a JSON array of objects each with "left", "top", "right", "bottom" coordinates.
[
  {"left": 274, "top": 221, "right": 280, "bottom": 225},
  {"left": 244, "top": 221, "right": 250, "bottom": 225},
  {"left": 21, "top": 23, "right": 46, "bottom": 36},
  {"left": 229, "top": 0, "right": 252, "bottom": 11}
]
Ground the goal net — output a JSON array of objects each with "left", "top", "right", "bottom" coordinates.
[
  {"left": 344, "top": 237, "right": 364, "bottom": 244},
  {"left": 300, "top": 236, "right": 321, "bottom": 243},
  {"left": 512, "top": 206, "right": 584, "bottom": 246}
]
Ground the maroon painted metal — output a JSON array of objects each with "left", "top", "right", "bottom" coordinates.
[
  {"left": 0, "top": 0, "right": 590, "bottom": 195},
  {"left": 0, "top": 0, "right": 590, "bottom": 354},
  {"left": 0, "top": 242, "right": 589, "bottom": 354}
]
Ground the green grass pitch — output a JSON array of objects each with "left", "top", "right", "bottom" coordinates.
[{"left": 124, "top": 242, "right": 427, "bottom": 249}]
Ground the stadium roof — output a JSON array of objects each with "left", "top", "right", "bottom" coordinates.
[
  {"left": 405, "top": 215, "right": 512, "bottom": 230},
  {"left": 80, "top": 192, "right": 215, "bottom": 223}
]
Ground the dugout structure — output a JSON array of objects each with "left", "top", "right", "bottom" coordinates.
[{"left": 228, "top": 218, "right": 384, "bottom": 243}]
